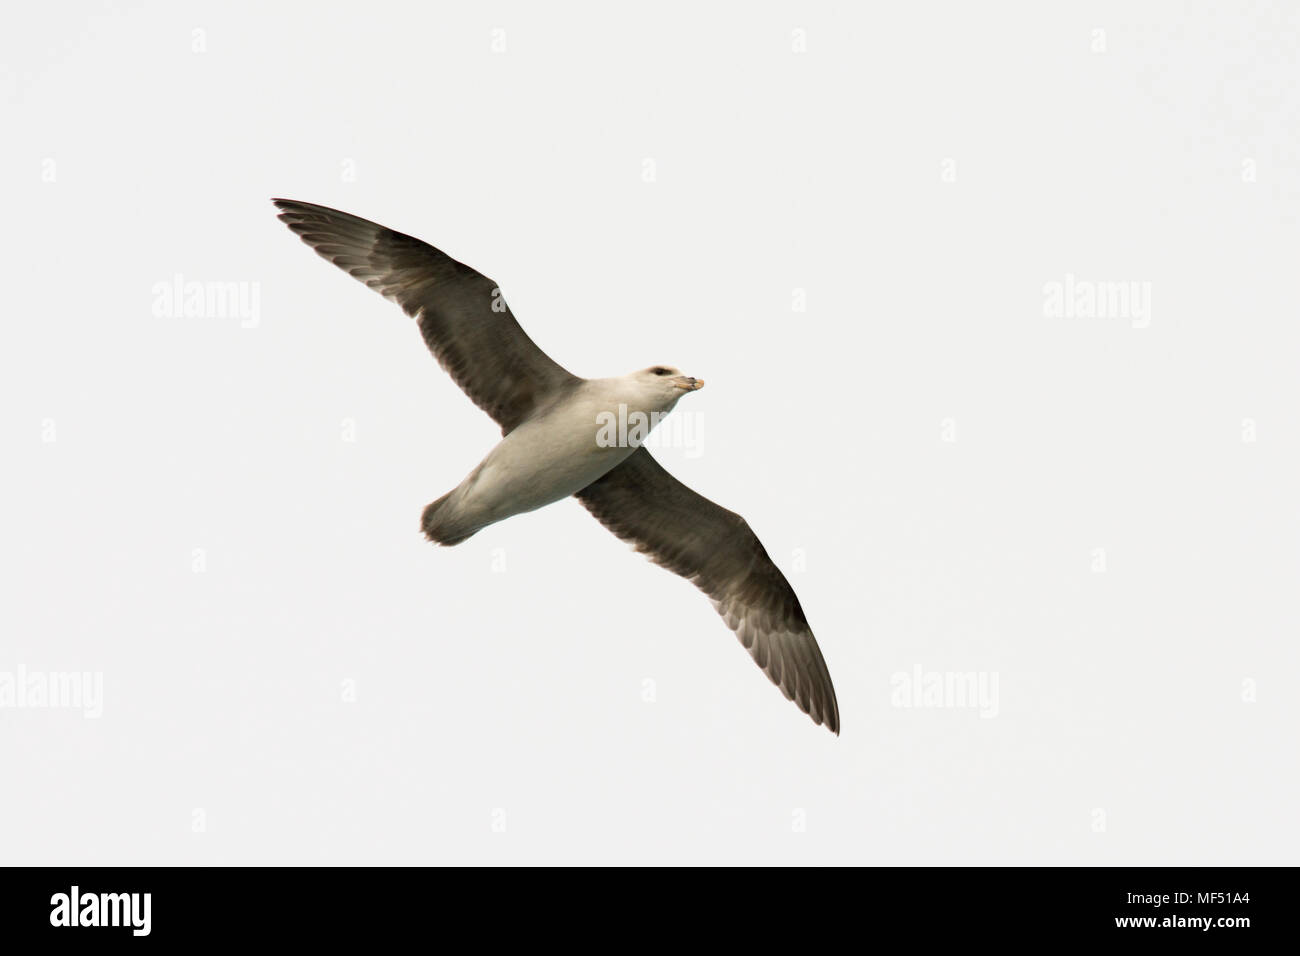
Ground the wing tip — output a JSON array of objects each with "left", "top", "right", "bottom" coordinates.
[
  {"left": 811, "top": 698, "right": 840, "bottom": 735},
  {"left": 271, "top": 197, "right": 335, "bottom": 224},
  {"left": 271, "top": 197, "right": 312, "bottom": 228}
]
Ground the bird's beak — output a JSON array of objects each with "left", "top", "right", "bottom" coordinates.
[{"left": 672, "top": 376, "right": 704, "bottom": 391}]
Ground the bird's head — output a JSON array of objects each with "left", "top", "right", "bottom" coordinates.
[{"left": 632, "top": 365, "right": 704, "bottom": 411}]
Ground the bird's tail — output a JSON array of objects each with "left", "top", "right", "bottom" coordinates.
[{"left": 421, "top": 490, "right": 482, "bottom": 546}]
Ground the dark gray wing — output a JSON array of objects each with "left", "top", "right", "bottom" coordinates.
[
  {"left": 576, "top": 448, "right": 840, "bottom": 734},
  {"left": 273, "top": 199, "right": 580, "bottom": 433}
]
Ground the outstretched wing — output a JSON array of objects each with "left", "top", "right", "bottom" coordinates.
[
  {"left": 576, "top": 448, "right": 840, "bottom": 734},
  {"left": 273, "top": 199, "right": 581, "bottom": 433}
]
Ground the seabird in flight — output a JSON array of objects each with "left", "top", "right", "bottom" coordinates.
[{"left": 273, "top": 199, "right": 840, "bottom": 734}]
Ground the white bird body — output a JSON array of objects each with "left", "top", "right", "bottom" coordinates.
[{"left": 427, "top": 376, "right": 690, "bottom": 542}]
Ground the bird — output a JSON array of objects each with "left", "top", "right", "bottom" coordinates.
[{"left": 272, "top": 199, "right": 840, "bottom": 734}]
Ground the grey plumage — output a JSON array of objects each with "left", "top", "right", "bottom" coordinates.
[
  {"left": 274, "top": 199, "right": 580, "bottom": 433},
  {"left": 273, "top": 199, "right": 840, "bottom": 734},
  {"left": 577, "top": 449, "right": 839, "bottom": 731}
]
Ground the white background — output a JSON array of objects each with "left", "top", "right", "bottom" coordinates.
[{"left": 3, "top": 2, "right": 1296, "bottom": 865}]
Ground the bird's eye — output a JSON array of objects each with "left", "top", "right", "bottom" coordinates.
[{"left": 651, "top": 367, "right": 672, "bottom": 376}]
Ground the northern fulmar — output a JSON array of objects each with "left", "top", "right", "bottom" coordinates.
[{"left": 273, "top": 199, "right": 840, "bottom": 734}]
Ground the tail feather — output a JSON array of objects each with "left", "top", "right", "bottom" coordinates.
[{"left": 421, "top": 491, "right": 481, "bottom": 546}]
